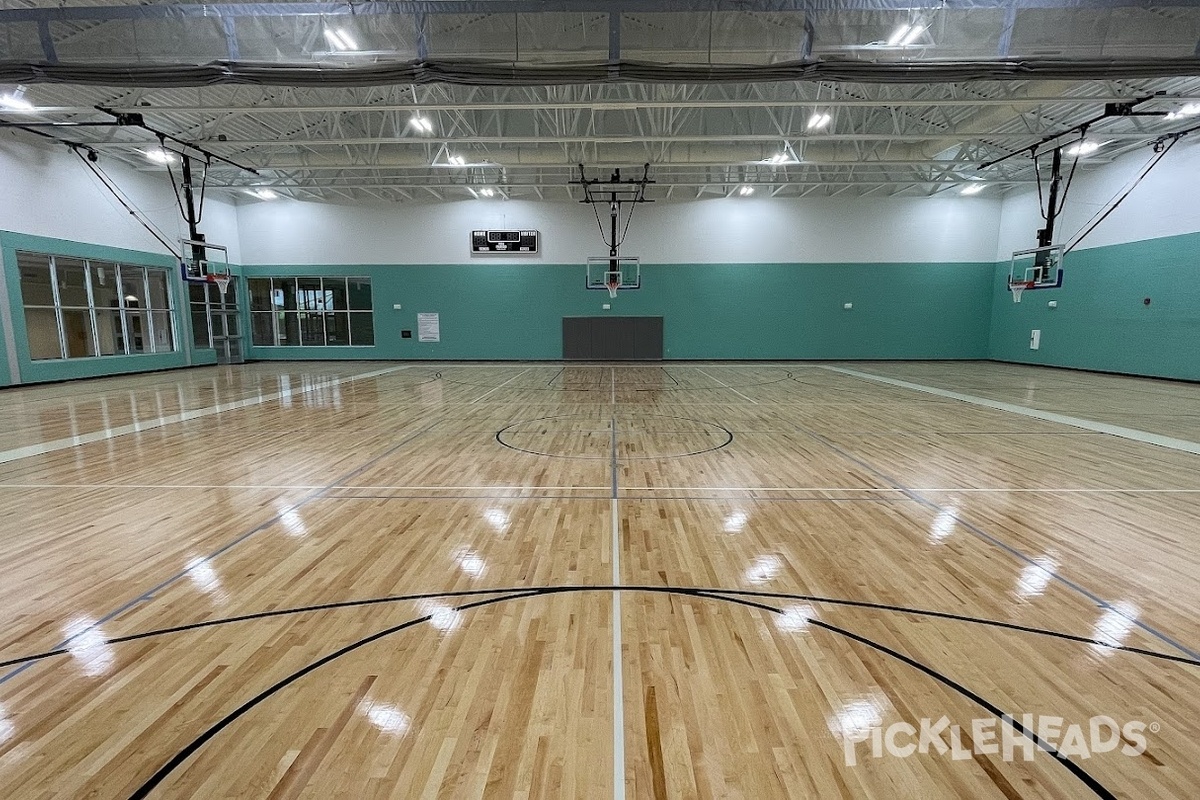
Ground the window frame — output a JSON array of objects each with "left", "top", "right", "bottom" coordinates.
[
  {"left": 16, "top": 250, "right": 180, "bottom": 362},
  {"left": 249, "top": 276, "right": 374, "bottom": 348}
]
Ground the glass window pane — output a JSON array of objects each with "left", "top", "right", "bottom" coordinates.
[
  {"left": 324, "top": 278, "right": 348, "bottom": 310},
  {"left": 91, "top": 262, "right": 120, "bottom": 308},
  {"left": 191, "top": 311, "right": 212, "bottom": 348},
  {"left": 211, "top": 282, "right": 237, "bottom": 310},
  {"left": 348, "top": 278, "right": 372, "bottom": 310},
  {"left": 248, "top": 278, "right": 273, "bottom": 311},
  {"left": 119, "top": 265, "right": 148, "bottom": 309},
  {"left": 96, "top": 310, "right": 122, "bottom": 355},
  {"left": 150, "top": 311, "right": 174, "bottom": 352},
  {"left": 18, "top": 252, "right": 54, "bottom": 306},
  {"left": 278, "top": 312, "right": 301, "bottom": 345},
  {"left": 325, "top": 312, "right": 350, "bottom": 345},
  {"left": 24, "top": 307, "right": 63, "bottom": 360},
  {"left": 349, "top": 312, "right": 375, "bottom": 346},
  {"left": 56, "top": 258, "right": 90, "bottom": 306},
  {"left": 188, "top": 282, "right": 208, "bottom": 305},
  {"left": 274, "top": 278, "right": 298, "bottom": 310},
  {"left": 61, "top": 308, "right": 96, "bottom": 358},
  {"left": 124, "top": 309, "right": 150, "bottom": 353},
  {"left": 222, "top": 312, "right": 240, "bottom": 338},
  {"left": 298, "top": 312, "right": 325, "bottom": 345},
  {"left": 251, "top": 312, "right": 274, "bottom": 346},
  {"left": 147, "top": 270, "right": 171, "bottom": 310},
  {"left": 296, "top": 277, "right": 324, "bottom": 310}
]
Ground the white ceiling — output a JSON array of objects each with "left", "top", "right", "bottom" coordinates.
[{"left": 2, "top": 0, "right": 1199, "bottom": 203}]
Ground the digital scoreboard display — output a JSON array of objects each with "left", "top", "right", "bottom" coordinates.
[{"left": 471, "top": 230, "right": 539, "bottom": 253}]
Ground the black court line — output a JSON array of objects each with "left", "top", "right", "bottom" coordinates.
[
  {"left": 7, "top": 584, "right": 1198, "bottom": 673},
  {"left": 690, "top": 591, "right": 1119, "bottom": 797},
  {"left": 309, "top": 494, "right": 917, "bottom": 504},
  {"left": 660, "top": 366, "right": 681, "bottom": 386},
  {"left": 317, "top": 493, "right": 614, "bottom": 501},
  {"left": 121, "top": 586, "right": 1124, "bottom": 800},
  {"left": 494, "top": 413, "right": 733, "bottom": 461},
  {"left": 790, "top": 421, "right": 1200, "bottom": 663},
  {"left": 126, "top": 590, "right": 541, "bottom": 800},
  {"left": 0, "top": 422, "right": 438, "bottom": 688},
  {"left": 638, "top": 370, "right": 795, "bottom": 392}
]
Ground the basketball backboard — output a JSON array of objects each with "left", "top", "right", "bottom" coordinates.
[{"left": 586, "top": 257, "right": 641, "bottom": 296}]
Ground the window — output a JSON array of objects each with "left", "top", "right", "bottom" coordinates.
[
  {"left": 189, "top": 279, "right": 239, "bottom": 349},
  {"left": 248, "top": 277, "right": 373, "bottom": 347},
  {"left": 17, "top": 251, "right": 177, "bottom": 361}
]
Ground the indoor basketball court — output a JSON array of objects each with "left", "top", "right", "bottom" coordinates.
[
  {"left": 0, "top": 362, "right": 1197, "bottom": 798},
  {"left": 2, "top": 1, "right": 1200, "bottom": 798}
]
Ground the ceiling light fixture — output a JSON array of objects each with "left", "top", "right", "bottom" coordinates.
[
  {"left": 807, "top": 112, "right": 832, "bottom": 130},
  {"left": 479, "top": 188, "right": 496, "bottom": 197},
  {"left": 1166, "top": 103, "right": 1200, "bottom": 121},
  {"left": 251, "top": 187, "right": 279, "bottom": 200},
  {"left": 738, "top": 186, "right": 755, "bottom": 196},
  {"left": 448, "top": 155, "right": 466, "bottom": 166},
  {"left": 763, "top": 152, "right": 792, "bottom": 164},
  {"left": 1065, "top": 140, "right": 1102, "bottom": 156},
  {"left": 409, "top": 116, "right": 434, "bottom": 133},
  {"left": 143, "top": 148, "right": 176, "bottom": 164},
  {"left": 323, "top": 28, "right": 358, "bottom": 51},
  {"left": 960, "top": 182, "right": 985, "bottom": 195},
  {"left": 887, "top": 23, "right": 925, "bottom": 47},
  {"left": 0, "top": 85, "right": 34, "bottom": 112}
]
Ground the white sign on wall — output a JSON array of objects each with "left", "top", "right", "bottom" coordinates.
[{"left": 417, "top": 312, "right": 441, "bottom": 342}]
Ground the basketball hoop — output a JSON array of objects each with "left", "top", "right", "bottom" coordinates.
[
  {"left": 1010, "top": 281, "right": 1032, "bottom": 303},
  {"left": 606, "top": 271, "right": 621, "bottom": 299},
  {"left": 209, "top": 273, "right": 232, "bottom": 297}
]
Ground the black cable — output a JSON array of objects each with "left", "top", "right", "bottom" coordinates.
[
  {"left": 1053, "top": 127, "right": 1087, "bottom": 217},
  {"left": 194, "top": 156, "right": 210, "bottom": 225},
  {"left": 1067, "top": 137, "right": 1178, "bottom": 253},
  {"left": 1032, "top": 151, "right": 1048, "bottom": 222},
  {"left": 590, "top": 198, "right": 612, "bottom": 248},
  {"left": 1055, "top": 146, "right": 1082, "bottom": 217},
  {"left": 164, "top": 156, "right": 188, "bottom": 224},
  {"left": 72, "top": 146, "right": 176, "bottom": 254},
  {"left": 616, "top": 198, "right": 637, "bottom": 248}
]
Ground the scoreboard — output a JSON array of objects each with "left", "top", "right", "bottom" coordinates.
[{"left": 471, "top": 230, "right": 539, "bottom": 254}]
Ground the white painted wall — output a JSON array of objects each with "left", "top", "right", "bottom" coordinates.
[
  {"left": 0, "top": 133, "right": 241, "bottom": 262},
  {"left": 236, "top": 192, "right": 1002, "bottom": 266},
  {"left": 995, "top": 138, "right": 1200, "bottom": 260}
]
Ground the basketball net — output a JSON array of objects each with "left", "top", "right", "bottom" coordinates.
[
  {"left": 606, "top": 273, "right": 620, "bottom": 299},
  {"left": 1010, "top": 281, "right": 1029, "bottom": 304},
  {"left": 211, "top": 274, "right": 232, "bottom": 297}
]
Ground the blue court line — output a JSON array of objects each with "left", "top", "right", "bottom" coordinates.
[
  {"left": 0, "top": 423, "right": 435, "bottom": 687},
  {"left": 798, "top": 425, "right": 1200, "bottom": 663}
]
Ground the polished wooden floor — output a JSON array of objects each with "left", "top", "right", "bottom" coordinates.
[{"left": 0, "top": 361, "right": 1198, "bottom": 798}]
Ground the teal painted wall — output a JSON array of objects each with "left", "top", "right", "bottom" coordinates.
[
  {"left": 241, "top": 261, "right": 995, "bottom": 361},
  {"left": 0, "top": 230, "right": 219, "bottom": 386},
  {"left": 988, "top": 230, "right": 1200, "bottom": 381}
]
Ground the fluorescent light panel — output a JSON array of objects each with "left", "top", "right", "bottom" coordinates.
[
  {"left": 960, "top": 183, "right": 985, "bottom": 195},
  {"left": 0, "top": 86, "right": 33, "bottom": 112},
  {"left": 807, "top": 112, "right": 832, "bottom": 130},
  {"left": 738, "top": 186, "right": 754, "bottom": 196},
  {"left": 886, "top": 21, "right": 926, "bottom": 47},
  {"left": 323, "top": 28, "right": 357, "bottom": 51},
  {"left": 409, "top": 116, "right": 433, "bottom": 132},
  {"left": 1065, "top": 140, "right": 1101, "bottom": 156},
  {"left": 251, "top": 188, "right": 278, "bottom": 200},
  {"left": 1166, "top": 103, "right": 1200, "bottom": 121},
  {"left": 144, "top": 148, "right": 176, "bottom": 164}
]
